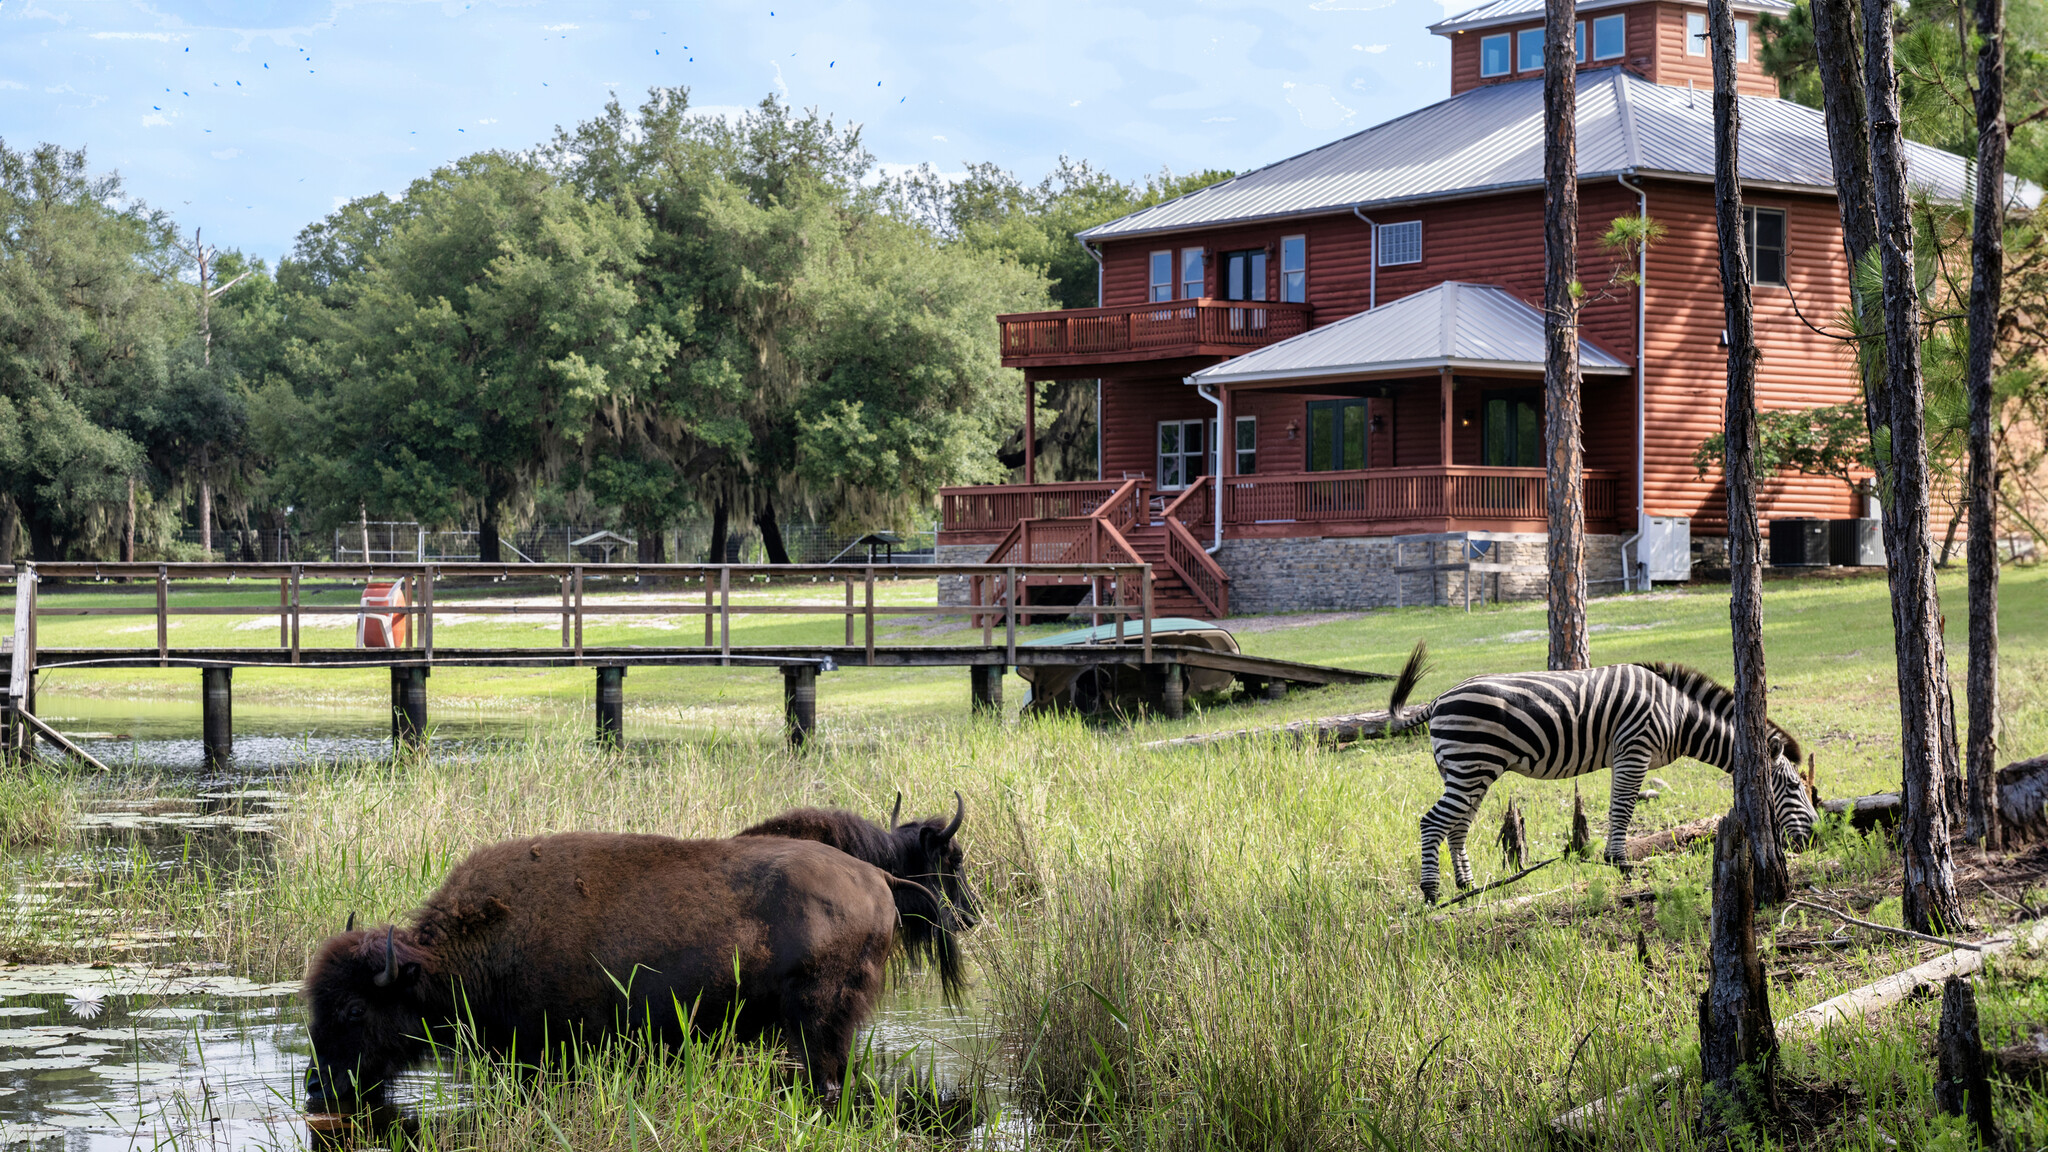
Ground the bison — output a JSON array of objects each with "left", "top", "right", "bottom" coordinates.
[
  {"left": 302, "top": 831, "right": 962, "bottom": 1111},
  {"left": 736, "top": 791, "right": 982, "bottom": 930}
]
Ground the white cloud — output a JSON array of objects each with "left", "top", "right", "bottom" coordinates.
[
  {"left": 211, "top": 148, "right": 241, "bottom": 159},
  {"left": 542, "top": 23, "right": 579, "bottom": 31},
  {"left": 90, "top": 31, "right": 179, "bottom": 41},
  {"left": 1202, "top": 116, "right": 1237, "bottom": 123},
  {"left": 932, "top": 134, "right": 947, "bottom": 141},
  {"left": 630, "top": 9, "right": 651, "bottom": 17},
  {"left": 1310, "top": 0, "right": 1396, "bottom": 9},
  {"left": 1355, "top": 43, "right": 1389, "bottom": 52},
  {"left": 478, "top": 117, "right": 497, "bottom": 124},
  {"left": 1069, "top": 99, "right": 1081, "bottom": 106},
  {"left": 141, "top": 113, "right": 171, "bottom": 127},
  {"left": 0, "top": 80, "right": 23, "bottom": 90},
  {"left": 44, "top": 84, "right": 70, "bottom": 94},
  {"left": 1282, "top": 81, "right": 1355, "bottom": 132}
]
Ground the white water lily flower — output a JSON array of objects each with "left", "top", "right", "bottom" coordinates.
[{"left": 65, "top": 990, "right": 106, "bottom": 1019}]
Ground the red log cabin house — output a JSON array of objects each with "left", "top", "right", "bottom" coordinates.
[{"left": 936, "top": 0, "right": 1979, "bottom": 617}]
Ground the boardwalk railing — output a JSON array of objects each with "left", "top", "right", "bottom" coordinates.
[{"left": 8, "top": 561, "right": 1158, "bottom": 674}]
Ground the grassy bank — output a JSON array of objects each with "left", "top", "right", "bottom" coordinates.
[{"left": 5, "top": 566, "right": 2048, "bottom": 1147}]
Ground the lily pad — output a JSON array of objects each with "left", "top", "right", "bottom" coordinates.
[
  {"left": 0, "top": 1055, "right": 94, "bottom": 1070},
  {"left": 132, "top": 1008, "right": 210, "bottom": 1020},
  {"left": 0, "top": 1006, "right": 46, "bottom": 1017}
]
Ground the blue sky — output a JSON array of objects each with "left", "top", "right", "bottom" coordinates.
[{"left": 0, "top": 0, "right": 1463, "bottom": 264}]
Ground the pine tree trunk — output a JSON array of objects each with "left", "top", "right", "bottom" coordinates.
[
  {"left": 636, "top": 527, "right": 666, "bottom": 565},
  {"left": 1711, "top": 0, "right": 1790, "bottom": 906},
  {"left": 0, "top": 500, "right": 17, "bottom": 566},
  {"left": 1864, "top": 0, "right": 1966, "bottom": 933},
  {"left": 756, "top": 498, "right": 792, "bottom": 565},
  {"left": 1543, "top": 0, "right": 1587, "bottom": 673},
  {"left": 1967, "top": 0, "right": 2007, "bottom": 849},
  {"left": 708, "top": 500, "right": 729, "bottom": 565},
  {"left": 1699, "top": 816, "right": 1778, "bottom": 1127}
]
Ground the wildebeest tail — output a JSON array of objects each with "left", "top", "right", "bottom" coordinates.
[
  {"left": 1386, "top": 641, "right": 1432, "bottom": 736},
  {"left": 886, "top": 875, "right": 966, "bottom": 1004}
]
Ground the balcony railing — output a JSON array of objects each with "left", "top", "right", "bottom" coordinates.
[
  {"left": 998, "top": 300, "right": 1313, "bottom": 367},
  {"left": 1220, "top": 467, "right": 1623, "bottom": 526}
]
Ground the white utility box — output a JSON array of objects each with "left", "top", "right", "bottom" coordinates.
[{"left": 1640, "top": 515, "right": 1692, "bottom": 584}]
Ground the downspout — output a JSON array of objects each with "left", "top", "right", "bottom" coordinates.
[
  {"left": 1352, "top": 206, "right": 1379, "bottom": 309},
  {"left": 1084, "top": 239, "right": 1106, "bottom": 480},
  {"left": 1194, "top": 379, "right": 1225, "bottom": 553},
  {"left": 1617, "top": 172, "right": 1649, "bottom": 591}
]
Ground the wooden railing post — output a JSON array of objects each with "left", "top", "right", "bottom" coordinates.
[
  {"left": 844, "top": 578, "right": 855, "bottom": 646},
  {"left": 278, "top": 578, "right": 289, "bottom": 649},
  {"left": 703, "top": 573, "right": 714, "bottom": 647},
  {"left": 863, "top": 566, "right": 875, "bottom": 665},
  {"left": 573, "top": 565, "right": 585, "bottom": 664},
  {"left": 719, "top": 566, "right": 731, "bottom": 661},
  {"left": 421, "top": 566, "right": 435, "bottom": 663},
  {"left": 290, "top": 565, "right": 302, "bottom": 664},
  {"left": 1004, "top": 565, "right": 1018, "bottom": 666},
  {"left": 1141, "top": 565, "right": 1153, "bottom": 664},
  {"left": 155, "top": 565, "right": 168, "bottom": 667}
]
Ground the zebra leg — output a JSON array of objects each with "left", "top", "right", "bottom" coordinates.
[
  {"left": 1604, "top": 745, "right": 1655, "bottom": 881},
  {"left": 1419, "top": 763, "right": 1497, "bottom": 902}
]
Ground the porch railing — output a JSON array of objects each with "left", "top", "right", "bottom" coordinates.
[
  {"left": 998, "top": 300, "right": 1313, "bottom": 362},
  {"left": 1221, "top": 467, "right": 1623, "bottom": 526},
  {"left": 941, "top": 481, "right": 1124, "bottom": 536}
]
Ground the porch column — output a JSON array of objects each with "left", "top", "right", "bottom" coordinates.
[
  {"left": 1219, "top": 386, "right": 1233, "bottom": 478},
  {"left": 1438, "top": 368, "right": 1454, "bottom": 465},
  {"left": 1024, "top": 377, "right": 1037, "bottom": 485}
]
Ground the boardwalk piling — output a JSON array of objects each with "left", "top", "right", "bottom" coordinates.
[
  {"left": 970, "top": 663, "right": 1003, "bottom": 716},
  {"left": 596, "top": 666, "right": 625, "bottom": 748},
  {"left": 391, "top": 666, "right": 428, "bottom": 751},
  {"left": 783, "top": 664, "right": 817, "bottom": 748},
  {"left": 202, "top": 667, "right": 232, "bottom": 768},
  {"left": 1148, "top": 662, "right": 1185, "bottom": 720}
]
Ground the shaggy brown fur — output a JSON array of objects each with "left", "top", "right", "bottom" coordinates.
[
  {"left": 737, "top": 793, "right": 981, "bottom": 939},
  {"left": 302, "top": 832, "right": 942, "bottom": 1110}
]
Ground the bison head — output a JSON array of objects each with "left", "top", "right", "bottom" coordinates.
[
  {"left": 302, "top": 923, "right": 429, "bottom": 1111},
  {"left": 893, "top": 792, "right": 981, "bottom": 930}
]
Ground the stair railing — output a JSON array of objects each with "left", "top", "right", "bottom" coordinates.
[{"left": 1156, "top": 477, "right": 1228, "bottom": 618}]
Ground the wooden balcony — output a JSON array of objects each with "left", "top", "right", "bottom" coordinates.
[
  {"left": 941, "top": 467, "right": 1628, "bottom": 543},
  {"left": 998, "top": 300, "right": 1314, "bottom": 373}
]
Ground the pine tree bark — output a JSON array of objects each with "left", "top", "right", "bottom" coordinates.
[
  {"left": 1966, "top": 0, "right": 2007, "bottom": 849},
  {"left": 1864, "top": 0, "right": 1966, "bottom": 933},
  {"left": 1543, "top": 0, "right": 1588, "bottom": 673},
  {"left": 1711, "top": 0, "right": 1790, "bottom": 906},
  {"left": 1699, "top": 815, "right": 1778, "bottom": 1126}
]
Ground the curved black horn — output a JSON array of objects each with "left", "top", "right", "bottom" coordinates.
[
  {"left": 373, "top": 927, "right": 396, "bottom": 987},
  {"left": 345, "top": 912, "right": 356, "bottom": 934},
  {"left": 939, "top": 791, "right": 964, "bottom": 840},
  {"left": 889, "top": 791, "right": 902, "bottom": 829}
]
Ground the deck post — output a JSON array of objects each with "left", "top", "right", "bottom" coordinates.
[
  {"left": 783, "top": 664, "right": 817, "bottom": 748},
  {"left": 1147, "top": 662, "right": 1184, "bottom": 720},
  {"left": 391, "top": 666, "right": 428, "bottom": 751},
  {"left": 595, "top": 666, "right": 625, "bottom": 748},
  {"left": 1023, "top": 378, "right": 1037, "bottom": 485},
  {"left": 1438, "top": 367, "right": 1455, "bottom": 466},
  {"left": 970, "top": 663, "right": 1003, "bottom": 716},
  {"left": 202, "top": 667, "right": 232, "bottom": 768}
]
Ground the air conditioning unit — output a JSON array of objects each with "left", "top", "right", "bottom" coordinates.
[
  {"left": 1640, "top": 516, "right": 1691, "bottom": 584},
  {"left": 1829, "top": 518, "right": 1884, "bottom": 566},
  {"left": 1770, "top": 518, "right": 1830, "bottom": 567}
]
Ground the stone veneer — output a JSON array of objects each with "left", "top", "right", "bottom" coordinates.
[{"left": 936, "top": 544, "right": 991, "bottom": 606}]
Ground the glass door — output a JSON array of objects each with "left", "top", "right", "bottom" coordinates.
[{"left": 1305, "top": 399, "right": 1368, "bottom": 472}]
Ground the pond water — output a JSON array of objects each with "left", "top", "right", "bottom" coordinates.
[{"left": 1, "top": 700, "right": 1010, "bottom": 1149}]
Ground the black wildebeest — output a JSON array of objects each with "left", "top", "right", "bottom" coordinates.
[
  {"left": 736, "top": 791, "right": 981, "bottom": 930},
  {"left": 302, "top": 832, "right": 962, "bottom": 1111}
]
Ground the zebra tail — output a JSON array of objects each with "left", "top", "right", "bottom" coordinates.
[{"left": 1386, "top": 641, "right": 1432, "bottom": 737}]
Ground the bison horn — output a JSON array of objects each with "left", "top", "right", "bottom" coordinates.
[
  {"left": 939, "top": 791, "right": 964, "bottom": 841},
  {"left": 345, "top": 912, "right": 356, "bottom": 934},
  {"left": 889, "top": 791, "right": 902, "bottom": 828},
  {"left": 373, "top": 927, "right": 396, "bottom": 988}
]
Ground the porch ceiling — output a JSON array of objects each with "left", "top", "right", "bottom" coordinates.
[{"left": 1185, "top": 281, "right": 1631, "bottom": 389}]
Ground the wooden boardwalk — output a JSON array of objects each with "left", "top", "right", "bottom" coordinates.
[{"left": 2, "top": 561, "right": 1386, "bottom": 762}]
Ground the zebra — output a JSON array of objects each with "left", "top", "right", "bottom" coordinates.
[{"left": 1385, "top": 643, "right": 1816, "bottom": 904}]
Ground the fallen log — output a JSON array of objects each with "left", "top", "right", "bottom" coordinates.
[
  {"left": 1822, "top": 792, "right": 1903, "bottom": 833},
  {"left": 1624, "top": 815, "right": 1722, "bottom": 862},
  {"left": 1814, "top": 753, "right": 2048, "bottom": 838},
  {"left": 1138, "top": 706, "right": 1426, "bottom": 750}
]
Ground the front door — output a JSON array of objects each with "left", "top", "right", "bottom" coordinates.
[
  {"left": 1305, "top": 399, "right": 1367, "bottom": 472},
  {"left": 1481, "top": 389, "right": 1542, "bottom": 466},
  {"left": 1157, "top": 419, "right": 1212, "bottom": 489}
]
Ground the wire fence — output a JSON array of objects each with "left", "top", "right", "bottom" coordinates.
[{"left": 163, "top": 522, "right": 938, "bottom": 567}]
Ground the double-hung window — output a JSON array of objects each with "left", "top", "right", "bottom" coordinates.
[
  {"left": 1480, "top": 33, "right": 1511, "bottom": 77},
  {"left": 1743, "top": 206, "right": 1786, "bottom": 286},
  {"left": 1592, "top": 14, "right": 1625, "bottom": 58},
  {"left": 1735, "top": 19, "right": 1750, "bottom": 60},
  {"left": 1517, "top": 27, "right": 1544, "bottom": 72},
  {"left": 1149, "top": 251, "right": 1173, "bottom": 303},
  {"left": 1234, "top": 416, "right": 1257, "bottom": 475},
  {"left": 1280, "top": 235, "right": 1306, "bottom": 302},
  {"left": 1685, "top": 11, "right": 1707, "bottom": 54},
  {"left": 1157, "top": 419, "right": 1210, "bottom": 489},
  {"left": 1377, "top": 220, "right": 1422, "bottom": 267},
  {"left": 1181, "top": 248, "right": 1205, "bottom": 299},
  {"left": 1574, "top": 21, "right": 1586, "bottom": 63},
  {"left": 1221, "top": 248, "right": 1267, "bottom": 301}
]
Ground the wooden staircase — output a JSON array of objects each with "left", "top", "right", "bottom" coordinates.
[{"left": 978, "top": 477, "right": 1229, "bottom": 619}]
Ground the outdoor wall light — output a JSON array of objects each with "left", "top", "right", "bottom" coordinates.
[
  {"left": 1370, "top": 414, "right": 1386, "bottom": 432},
  {"left": 1286, "top": 420, "right": 1299, "bottom": 440},
  {"left": 1461, "top": 410, "right": 1475, "bottom": 427}
]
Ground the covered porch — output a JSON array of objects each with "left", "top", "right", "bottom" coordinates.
[{"left": 945, "top": 281, "right": 1636, "bottom": 545}]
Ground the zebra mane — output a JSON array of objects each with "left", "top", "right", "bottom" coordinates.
[{"left": 1634, "top": 662, "right": 1804, "bottom": 765}]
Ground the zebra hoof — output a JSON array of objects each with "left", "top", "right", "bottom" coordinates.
[{"left": 1420, "top": 885, "right": 1439, "bottom": 906}]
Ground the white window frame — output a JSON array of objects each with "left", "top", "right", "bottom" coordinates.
[
  {"left": 1575, "top": 21, "right": 1586, "bottom": 63},
  {"left": 1480, "top": 32, "right": 1511, "bottom": 77},
  {"left": 1156, "top": 419, "right": 1211, "bottom": 490},
  {"left": 1280, "top": 235, "right": 1306, "bottom": 302},
  {"left": 1149, "top": 251, "right": 1173, "bottom": 303},
  {"left": 1592, "top": 13, "right": 1625, "bottom": 59},
  {"left": 1377, "top": 220, "right": 1423, "bottom": 267},
  {"left": 1516, "top": 27, "right": 1544, "bottom": 73},
  {"left": 1735, "top": 19, "right": 1750, "bottom": 61},
  {"left": 1685, "top": 11, "right": 1706, "bottom": 55},
  {"left": 1742, "top": 206, "right": 1787, "bottom": 287},
  {"left": 1234, "top": 415, "right": 1257, "bottom": 475},
  {"left": 1180, "top": 247, "right": 1204, "bottom": 300}
]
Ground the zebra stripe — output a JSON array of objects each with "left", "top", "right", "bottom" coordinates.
[{"left": 1390, "top": 652, "right": 1814, "bottom": 904}]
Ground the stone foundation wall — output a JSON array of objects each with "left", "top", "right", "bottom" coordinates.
[
  {"left": 935, "top": 544, "right": 990, "bottom": 606},
  {"left": 1217, "top": 532, "right": 1629, "bottom": 615}
]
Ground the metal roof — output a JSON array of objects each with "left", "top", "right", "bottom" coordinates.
[
  {"left": 1078, "top": 68, "right": 2025, "bottom": 243},
  {"left": 1429, "top": 0, "right": 1789, "bottom": 35},
  {"left": 1186, "top": 281, "right": 1632, "bottom": 386}
]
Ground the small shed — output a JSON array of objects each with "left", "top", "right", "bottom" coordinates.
[{"left": 571, "top": 530, "right": 637, "bottom": 564}]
